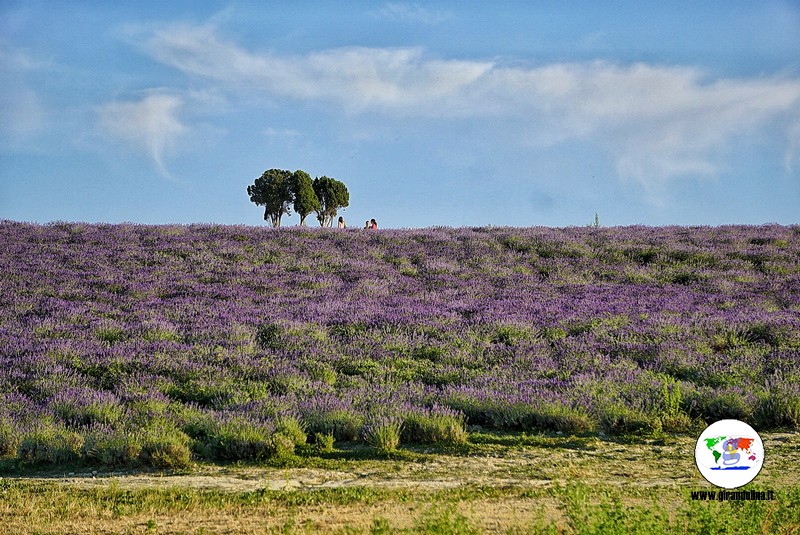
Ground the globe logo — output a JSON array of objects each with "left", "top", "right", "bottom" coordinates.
[{"left": 695, "top": 419, "right": 764, "bottom": 489}]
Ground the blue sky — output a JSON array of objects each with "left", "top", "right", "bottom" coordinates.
[{"left": 2, "top": 1, "right": 799, "bottom": 228}]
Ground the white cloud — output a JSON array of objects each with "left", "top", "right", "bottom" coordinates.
[
  {"left": 0, "top": 85, "right": 45, "bottom": 142},
  {"left": 133, "top": 22, "right": 800, "bottom": 186},
  {"left": 0, "top": 43, "right": 52, "bottom": 144},
  {"left": 372, "top": 3, "right": 453, "bottom": 25},
  {"left": 97, "top": 92, "right": 187, "bottom": 179},
  {"left": 136, "top": 23, "right": 491, "bottom": 113}
]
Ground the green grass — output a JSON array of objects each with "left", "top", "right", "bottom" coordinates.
[
  {"left": 1, "top": 478, "right": 797, "bottom": 534},
  {"left": 1, "top": 431, "right": 798, "bottom": 533}
]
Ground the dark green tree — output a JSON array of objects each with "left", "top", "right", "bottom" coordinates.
[
  {"left": 290, "top": 170, "right": 320, "bottom": 226},
  {"left": 312, "top": 176, "right": 349, "bottom": 227},
  {"left": 247, "top": 169, "right": 293, "bottom": 227}
]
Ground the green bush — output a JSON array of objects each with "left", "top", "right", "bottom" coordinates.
[
  {"left": 53, "top": 398, "right": 126, "bottom": 427},
  {"left": 402, "top": 412, "right": 468, "bottom": 446},
  {"left": 303, "top": 409, "right": 364, "bottom": 442},
  {"left": 529, "top": 404, "right": 594, "bottom": 434},
  {"left": 660, "top": 412, "right": 693, "bottom": 433},
  {"left": 755, "top": 383, "right": 800, "bottom": 430},
  {"left": 362, "top": 415, "right": 402, "bottom": 454},
  {"left": 598, "top": 405, "right": 662, "bottom": 436},
  {"left": 659, "top": 379, "right": 693, "bottom": 433},
  {"left": 314, "top": 432, "right": 335, "bottom": 453},
  {"left": 192, "top": 415, "right": 272, "bottom": 461},
  {"left": 276, "top": 416, "right": 307, "bottom": 447},
  {"left": 82, "top": 428, "right": 142, "bottom": 466},
  {"left": 18, "top": 426, "right": 84, "bottom": 464},
  {"left": 256, "top": 323, "right": 289, "bottom": 351},
  {"left": 270, "top": 432, "right": 297, "bottom": 458},
  {"left": 0, "top": 420, "right": 20, "bottom": 456},
  {"left": 698, "top": 390, "right": 756, "bottom": 423},
  {"left": 139, "top": 423, "right": 192, "bottom": 469},
  {"left": 491, "top": 324, "right": 535, "bottom": 346}
]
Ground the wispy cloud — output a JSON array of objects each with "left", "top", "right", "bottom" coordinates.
[
  {"left": 97, "top": 92, "right": 187, "bottom": 179},
  {"left": 134, "top": 23, "right": 490, "bottom": 113},
  {"left": 0, "top": 43, "right": 51, "bottom": 144},
  {"left": 132, "top": 22, "right": 800, "bottom": 186},
  {"left": 372, "top": 2, "right": 453, "bottom": 25}
]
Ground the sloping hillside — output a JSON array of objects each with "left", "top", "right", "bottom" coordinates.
[{"left": 1, "top": 222, "right": 798, "bottom": 466}]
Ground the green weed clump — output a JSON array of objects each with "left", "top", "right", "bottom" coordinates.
[
  {"left": 17, "top": 425, "right": 84, "bottom": 464},
  {"left": 695, "top": 389, "right": 756, "bottom": 423},
  {"left": 201, "top": 418, "right": 276, "bottom": 461},
  {"left": 462, "top": 400, "right": 593, "bottom": 435},
  {"left": 362, "top": 414, "right": 403, "bottom": 454},
  {"left": 190, "top": 415, "right": 306, "bottom": 461},
  {"left": 313, "top": 432, "right": 335, "bottom": 453},
  {"left": 598, "top": 405, "right": 662, "bottom": 436},
  {"left": 52, "top": 397, "right": 126, "bottom": 427},
  {"left": 528, "top": 404, "right": 594, "bottom": 434},
  {"left": 303, "top": 409, "right": 364, "bottom": 442},
  {"left": 0, "top": 420, "right": 20, "bottom": 456},
  {"left": 659, "top": 378, "right": 693, "bottom": 433},
  {"left": 402, "top": 411, "right": 468, "bottom": 446},
  {"left": 755, "top": 380, "right": 800, "bottom": 429},
  {"left": 272, "top": 416, "right": 307, "bottom": 458},
  {"left": 82, "top": 428, "right": 142, "bottom": 466},
  {"left": 138, "top": 423, "right": 192, "bottom": 469}
]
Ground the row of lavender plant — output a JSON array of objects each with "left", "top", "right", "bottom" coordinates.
[{"left": 1, "top": 221, "right": 798, "bottom": 467}]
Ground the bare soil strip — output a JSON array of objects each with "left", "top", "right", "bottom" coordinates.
[{"left": 12, "top": 433, "right": 798, "bottom": 494}]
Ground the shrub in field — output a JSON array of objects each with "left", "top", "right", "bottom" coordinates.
[
  {"left": 440, "top": 393, "right": 494, "bottom": 427},
  {"left": 402, "top": 407, "right": 468, "bottom": 446},
  {"left": 255, "top": 322, "right": 290, "bottom": 351},
  {"left": 138, "top": 422, "right": 192, "bottom": 469},
  {"left": 270, "top": 431, "right": 297, "bottom": 458},
  {"left": 82, "top": 427, "right": 142, "bottom": 466},
  {"left": 528, "top": 404, "right": 594, "bottom": 434},
  {"left": 202, "top": 417, "right": 276, "bottom": 461},
  {"left": 755, "top": 379, "right": 800, "bottom": 430},
  {"left": 694, "top": 388, "right": 757, "bottom": 423},
  {"left": 313, "top": 432, "right": 335, "bottom": 453},
  {"left": 660, "top": 412, "right": 694, "bottom": 433},
  {"left": 659, "top": 378, "right": 693, "bottom": 433},
  {"left": 300, "top": 359, "right": 337, "bottom": 386},
  {"left": 490, "top": 323, "right": 535, "bottom": 346},
  {"left": 95, "top": 324, "right": 127, "bottom": 345},
  {"left": 255, "top": 320, "right": 328, "bottom": 351},
  {"left": 164, "top": 379, "right": 247, "bottom": 409},
  {"left": 129, "top": 396, "right": 172, "bottom": 425},
  {"left": 303, "top": 409, "right": 364, "bottom": 442},
  {"left": 18, "top": 425, "right": 84, "bottom": 464},
  {"left": 195, "top": 415, "right": 306, "bottom": 461},
  {"left": 488, "top": 401, "right": 536, "bottom": 430},
  {"left": 598, "top": 405, "right": 662, "bottom": 436},
  {"left": 50, "top": 389, "right": 126, "bottom": 427},
  {"left": 276, "top": 416, "right": 307, "bottom": 448},
  {"left": 0, "top": 420, "right": 20, "bottom": 456},
  {"left": 362, "top": 414, "right": 403, "bottom": 454},
  {"left": 473, "top": 399, "right": 593, "bottom": 434}
]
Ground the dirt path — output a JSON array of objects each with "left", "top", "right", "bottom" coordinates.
[{"left": 13, "top": 432, "right": 798, "bottom": 493}]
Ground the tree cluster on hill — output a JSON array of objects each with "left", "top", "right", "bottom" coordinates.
[{"left": 247, "top": 169, "right": 349, "bottom": 227}]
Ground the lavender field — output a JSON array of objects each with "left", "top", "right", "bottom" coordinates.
[{"left": 1, "top": 221, "right": 799, "bottom": 468}]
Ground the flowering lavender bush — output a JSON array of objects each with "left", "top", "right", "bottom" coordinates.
[
  {"left": 362, "top": 413, "right": 403, "bottom": 454},
  {"left": 1, "top": 221, "right": 798, "bottom": 466}
]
